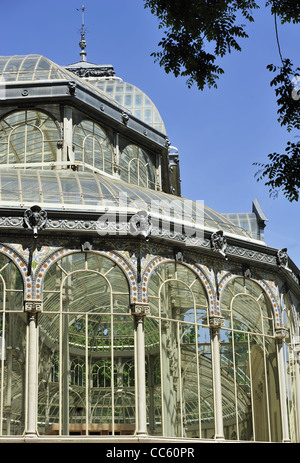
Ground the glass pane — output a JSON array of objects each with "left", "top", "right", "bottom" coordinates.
[
  {"left": 0, "top": 313, "right": 26, "bottom": 435},
  {"left": 73, "top": 120, "right": 113, "bottom": 176},
  {"left": 0, "top": 110, "right": 58, "bottom": 166}
]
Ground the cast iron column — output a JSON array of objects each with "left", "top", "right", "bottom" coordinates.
[
  {"left": 24, "top": 300, "right": 42, "bottom": 437},
  {"left": 210, "top": 316, "right": 225, "bottom": 440},
  {"left": 276, "top": 327, "right": 291, "bottom": 442},
  {"left": 131, "top": 303, "right": 150, "bottom": 436}
]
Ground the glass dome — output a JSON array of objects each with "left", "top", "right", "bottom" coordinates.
[
  {"left": 0, "top": 55, "right": 166, "bottom": 133},
  {"left": 0, "top": 54, "right": 125, "bottom": 109},
  {"left": 93, "top": 79, "right": 166, "bottom": 134}
]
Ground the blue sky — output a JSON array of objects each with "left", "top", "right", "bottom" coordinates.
[{"left": 1, "top": 0, "right": 300, "bottom": 267}]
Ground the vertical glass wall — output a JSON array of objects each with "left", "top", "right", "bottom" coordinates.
[
  {"left": 282, "top": 295, "right": 298, "bottom": 442},
  {"left": 119, "top": 139, "right": 156, "bottom": 190},
  {"left": 73, "top": 120, "right": 114, "bottom": 175},
  {"left": 38, "top": 252, "right": 134, "bottom": 436},
  {"left": 146, "top": 262, "right": 213, "bottom": 438},
  {"left": 220, "top": 277, "right": 282, "bottom": 442},
  {"left": 0, "top": 110, "right": 59, "bottom": 165},
  {"left": 0, "top": 254, "right": 24, "bottom": 435}
]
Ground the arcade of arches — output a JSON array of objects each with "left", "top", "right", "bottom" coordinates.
[{"left": 0, "top": 249, "right": 296, "bottom": 442}]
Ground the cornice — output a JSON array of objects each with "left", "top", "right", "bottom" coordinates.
[{"left": 0, "top": 212, "right": 298, "bottom": 289}]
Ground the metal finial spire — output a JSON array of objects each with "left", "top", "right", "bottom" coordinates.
[{"left": 77, "top": 5, "right": 87, "bottom": 62}]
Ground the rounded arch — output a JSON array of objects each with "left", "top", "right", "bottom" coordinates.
[
  {"left": 73, "top": 119, "right": 114, "bottom": 175},
  {"left": 119, "top": 143, "right": 156, "bottom": 190},
  {"left": 218, "top": 273, "right": 281, "bottom": 328},
  {"left": 141, "top": 256, "right": 215, "bottom": 313},
  {"left": 0, "top": 243, "right": 29, "bottom": 299},
  {"left": 34, "top": 248, "right": 138, "bottom": 303},
  {"left": 0, "top": 108, "right": 61, "bottom": 166}
]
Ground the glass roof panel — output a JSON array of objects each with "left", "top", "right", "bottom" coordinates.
[
  {"left": 94, "top": 79, "right": 166, "bottom": 134},
  {"left": 0, "top": 168, "right": 251, "bottom": 238},
  {"left": 0, "top": 54, "right": 126, "bottom": 109},
  {"left": 0, "top": 55, "right": 166, "bottom": 132}
]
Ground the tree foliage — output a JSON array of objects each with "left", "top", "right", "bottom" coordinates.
[
  {"left": 144, "top": 0, "right": 259, "bottom": 90},
  {"left": 254, "top": 59, "right": 300, "bottom": 201},
  {"left": 144, "top": 0, "right": 300, "bottom": 201}
]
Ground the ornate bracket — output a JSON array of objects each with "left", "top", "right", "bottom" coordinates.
[
  {"left": 211, "top": 230, "right": 228, "bottom": 259},
  {"left": 121, "top": 112, "right": 129, "bottom": 125},
  {"left": 23, "top": 205, "right": 47, "bottom": 238},
  {"left": 277, "top": 248, "right": 292, "bottom": 273},
  {"left": 129, "top": 210, "right": 152, "bottom": 240},
  {"left": 68, "top": 81, "right": 77, "bottom": 96}
]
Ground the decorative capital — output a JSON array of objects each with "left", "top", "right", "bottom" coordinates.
[
  {"left": 275, "top": 327, "right": 289, "bottom": 340},
  {"left": 24, "top": 300, "right": 43, "bottom": 313},
  {"left": 130, "top": 303, "right": 150, "bottom": 317},
  {"left": 209, "top": 316, "right": 225, "bottom": 329}
]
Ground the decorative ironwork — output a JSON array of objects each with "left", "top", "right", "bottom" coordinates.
[
  {"left": 211, "top": 230, "right": 227, "bottom": 259},
  {"left": 277, "top": 248, "right": 292, "bottom": 272},
  {"left": 23, "top": 205, "right": 47, "bottom": 239},
  {"left": 129, "top": 210, "right": 152, "bottom": 240}
]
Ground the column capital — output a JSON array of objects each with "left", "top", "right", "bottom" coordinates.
[
  {"left": 209, "top": 316, "right": 225, "bottom": 329},
  {"left": 24, "top": 300, "right": 43, "bottom": 313},
  {"left": 130, "top": 303, "right": 150, "bottom": 317},
  {"left": 275, "top": 327, "right": 289, "bottom": 340}
]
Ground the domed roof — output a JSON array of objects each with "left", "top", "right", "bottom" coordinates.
[
  {"left": 0, "top": 54, "right": 126, "bottom": 109},
  {"left": 0, "top": 54, "right": 166, "bottom": 134},
  {"left": 92, "top": 79, "right": 166, "bottom": 134}
]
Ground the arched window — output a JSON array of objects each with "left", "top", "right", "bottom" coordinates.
[
  {"left": 73, "top": 120, "right": 114, "bottom": 175},
  {"left": 146, "top": 262, "right": 211, "bottom": 439},
  {"left": 123, "top": 360, "right": 135, "bottom": 387},
  {"left": 120, "top": 143, "right": 156, "bottom": 189},
  {"left": 39, "top": 252, "right": 134, "bottom": 436},
  {"left": 0, "top": 253, "right": 24, "bottom": 436},
  {"left": 70, "top": 359, "right": 85, "bottom": 386},
  {"left": 0, "top": 110, "right": 59, "bottom": 165},
  {"left": 92, "top": 360, "right": 116, "bottom": 388},
  {"left": 220, "top": 277, "right": 281, "bottom": 442}
]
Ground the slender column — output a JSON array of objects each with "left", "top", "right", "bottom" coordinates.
[
  {"left": 293, "top": 343, "right": 300, "bottom": 443},
  {"left": 24, "top": 300, "right": 42, "bottom": 436},
  {"left": 209, "top": 316, "right": 225, "bottom": 440},
  {"left": 276, "top": 328, "right": 291, "bottom": 442},
  {"left": 131, "top": 303, "right": 150, "bottom": 436}
]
